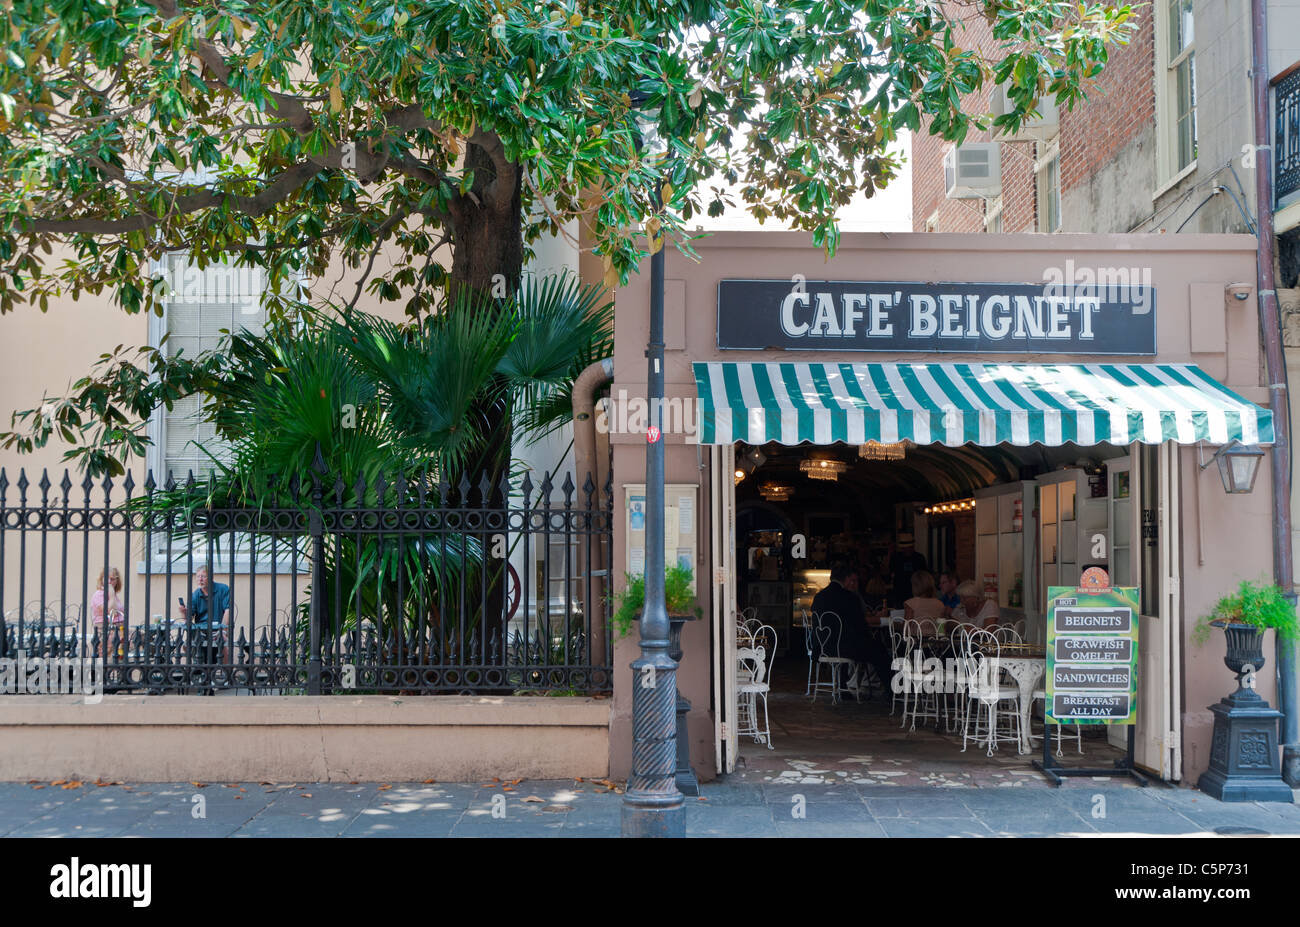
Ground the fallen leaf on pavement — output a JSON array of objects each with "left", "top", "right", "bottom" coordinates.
[
  {"left": 422, "top": 778, "right": 437, "bottom": 784},
  {"left": 300, "top": 793, "right": 312, "bottom": 798},
  {"left": 191, "top": 782, "right": 207, "bottom": 788},
  {"left": 51, "top": 779, "right": 67, "bottom": 786},
  {"left": 32, "top": 784, "right": 45, "bottom": 790},
  {"left": 521, "top": 796, "right": 544, "bottom": 803},
  {"left": 377, "top": 784, "right": 392, "bottom": 791},
  {"left": 61, "top": 781, "right": 82, "bottom": 790}
]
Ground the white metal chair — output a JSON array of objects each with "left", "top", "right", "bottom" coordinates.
[
  {"left": 993, "top": 624, "right": 1022, "bottom": 645},
  {"left": 737, "top": 644, "right": 774, "bottom": 749},
  {"left": 800, "top": 608, "right": 817, "bottom": 696},
  {"left": 1031, "top": 686, "right": 1084, "bottom": 755},
  {"left": 888, "top": 618, "right": 908, "bottom": 715},
  {"left": 944, "top": 622, "right": 976, "bottom": 732},
  {"left": 811, "top": 611, "right": 857, "bottom": 705},
  {"left": 899, "top": 619, "right": 940, "bottom": 731},
  {"left": 961, "top": 630, "right": 1023, "bottom": 755}
]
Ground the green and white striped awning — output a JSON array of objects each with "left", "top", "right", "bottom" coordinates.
[{"left": 691, "top": 362, "right": 1274, "bottom": 447}]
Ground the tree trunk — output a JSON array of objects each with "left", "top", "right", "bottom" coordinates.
[
  {"left": 448, "top": 143, "right": 524, "bottom": 304},
  {"left": 448, "top": 141, "right": 524, "bottom": 684}
]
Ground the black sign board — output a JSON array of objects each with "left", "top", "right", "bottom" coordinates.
[
  {"left": 1053, "top": 637, "right": 1134, "bottom": 663},
  {"left": 1052, "top": 694, "right": 1131, "bottom": 720},
  {"left": 716, "top": 279, "right": 1156, "bottom": 354},
  {"left": 1052, "top": 607, "right": 1132, "bottom": 634},
  {"left": 1053, "top": 666, "right": 1132, "bottom": 691}
]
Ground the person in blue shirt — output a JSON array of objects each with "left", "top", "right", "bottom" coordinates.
[
  {"left": 938, "top": 569, "right": 962, "bottom": 610},
  {"left": 176, "top": 566, "right": 231, "bottom": 664}
]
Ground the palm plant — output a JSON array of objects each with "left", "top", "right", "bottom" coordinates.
[{"left": 135, "top": 271, "right": 613, "bottom": 653}]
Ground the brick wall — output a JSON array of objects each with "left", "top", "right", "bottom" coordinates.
[{"left": 911, "top": 6, "right": 1155, "bottom": 233}]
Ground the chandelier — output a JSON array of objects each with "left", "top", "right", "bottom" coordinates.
[
  {"left": 799, "top": 457, "right": 848, "bottom": 481},
  {"left": 858, "top": 440, "right": 911, "bottom": 461},
  {"left": 760, "top": 481, "right": 794, "bottom": 502}
]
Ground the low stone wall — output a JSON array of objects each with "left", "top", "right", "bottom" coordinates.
[{"left": 0, "top": 695, "right": 611, "bottom": 782}]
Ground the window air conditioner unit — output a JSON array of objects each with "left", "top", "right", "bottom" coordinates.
[
  {"left": 944, "top": 143, "right": 1001, "bottom": 199},
  {"left": 990, "top": 85, "right": 1059, "bottom": 142}
]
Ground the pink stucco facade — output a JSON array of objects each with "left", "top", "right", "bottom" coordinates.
[{"left": 608, "top": 231, "right": 1278, "bottom": 787}]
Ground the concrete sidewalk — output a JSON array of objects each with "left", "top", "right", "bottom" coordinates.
[{"left": 2, "top": 778, "right": 1298, "bottom": 837}]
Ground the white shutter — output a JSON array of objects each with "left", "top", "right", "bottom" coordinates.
[{"left": 160, "top": 260, "right": 267, "bottom": 480}]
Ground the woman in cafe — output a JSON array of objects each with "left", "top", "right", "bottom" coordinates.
[
  {"left": 903, "top": 570, "right": 948, "bottom": 622},
  {"left": 91, "top": 566, "right": 125, "bottom": 659},
  {"left": 952, "top": 580, "right": 1000, "bottom": 629}
]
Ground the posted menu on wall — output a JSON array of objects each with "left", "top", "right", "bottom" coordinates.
[{"left": 1045, "top": 577, "right": 1139, "bottom": 725}]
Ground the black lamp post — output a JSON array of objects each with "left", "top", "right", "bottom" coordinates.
[{"left": 621, "top": 92, "right": 686, "bottom": 838}]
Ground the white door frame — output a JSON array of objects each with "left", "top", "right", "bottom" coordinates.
[{"left": 711, "top": 444, "right": 739, "bottom": 773}]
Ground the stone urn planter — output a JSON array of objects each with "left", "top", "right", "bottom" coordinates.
[
  {"left": 1196, "top": 582, "right": 1296, "bottom": 803},
  {"left": 1217, "top": 620, "right": 1266, "bottom": 690}
]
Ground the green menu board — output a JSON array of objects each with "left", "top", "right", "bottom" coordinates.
[{"left": 1045, "top": 580, "right": 1139, "bottom": 725}]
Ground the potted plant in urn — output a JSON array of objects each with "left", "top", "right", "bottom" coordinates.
[
  {"left": 611, "top": 564, "right": 703, "bottom": 795},
  {"left": 611, "top": 564, "right": 703, "bottom": 639},
  {"left": 1194, "top": 579, "right": 1297, "bottom": 803},
  {"left": 1193, "top": 579, "right": 1299, "bottom": 688}
]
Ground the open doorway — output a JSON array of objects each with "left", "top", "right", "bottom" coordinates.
[{"left": 715, "top": 439, "right": 1163, "bottom": 787}]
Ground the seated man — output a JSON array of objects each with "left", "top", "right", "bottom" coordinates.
[
  {"left": 177, "top": 565, "right": 232, "bottom": 665},
  {"left": 812, "top": 565, "right": 894, "bottom": 696}
]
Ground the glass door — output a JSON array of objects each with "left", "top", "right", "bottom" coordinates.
[{"left": 1109, "top": 457, "right": 1134, "bottom": 587}]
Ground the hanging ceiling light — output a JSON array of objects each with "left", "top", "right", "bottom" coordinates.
[
  {"left": 734, "top": 468, "right": 746, "bottom": 485},
  {"left": 760, "top": 481, "right": 794, "bottom": 502},
  {"left": 858, "top": 440, "right": 911, "bottom": 461},
  {"left": 922, "top": 497, "right": 975, "bottom": 515},
  {"left": 799, "top": 456, "right": 848, "bottom": 481}
]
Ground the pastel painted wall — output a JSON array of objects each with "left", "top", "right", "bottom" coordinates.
[{"left": 608, "top": 230, "right": 1274, "bottom": 785}]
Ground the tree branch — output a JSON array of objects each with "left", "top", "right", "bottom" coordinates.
[{"left": 21, "top": 161, "right": 320, "bottom": 235}]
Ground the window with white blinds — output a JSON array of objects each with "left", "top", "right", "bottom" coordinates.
[{"left": 156, "top": 253, "right": 267, "bottom": 482}]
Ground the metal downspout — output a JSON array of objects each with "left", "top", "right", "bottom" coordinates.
[
  {"left": 572, "top": 357, "right": 614, "bottom": 681},
  {"left": 1250, "top": 0, "right": 1300, "bottom": 786}
]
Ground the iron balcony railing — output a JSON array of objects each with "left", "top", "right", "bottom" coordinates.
[
  {"left": 0, "top": 459, "right": 613, "bottom": 696},
  {"left": 1277, "top": 66, "right": 1300, "bottom": 204}
]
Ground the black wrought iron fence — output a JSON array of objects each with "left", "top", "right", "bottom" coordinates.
[{"left": 0, "top": 460, "right": 613, "bottom": 695}]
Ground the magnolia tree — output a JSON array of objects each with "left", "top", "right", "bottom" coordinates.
[{"left": 0, "top": 0, "right": 1135, "bottom": 473}]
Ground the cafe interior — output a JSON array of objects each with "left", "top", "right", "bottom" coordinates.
[{"left": 730, "top": 438, "right": 1137, "bottom": 785}]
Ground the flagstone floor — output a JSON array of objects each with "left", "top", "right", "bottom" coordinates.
[{"left": 731, "top": 656, "right": 1131, "bottom": 789}]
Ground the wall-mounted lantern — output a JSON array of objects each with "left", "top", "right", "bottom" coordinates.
[{"left": 1199, "top": 441, "right": 1265, "bottom": 494}]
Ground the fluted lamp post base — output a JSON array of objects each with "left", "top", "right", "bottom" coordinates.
[{"left": 622, "top": 645, "right": 686, "bottom": 837}]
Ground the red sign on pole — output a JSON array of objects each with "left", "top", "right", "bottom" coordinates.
[{"left": 647, "top": 425, "right": 661, "bottom": 444}]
